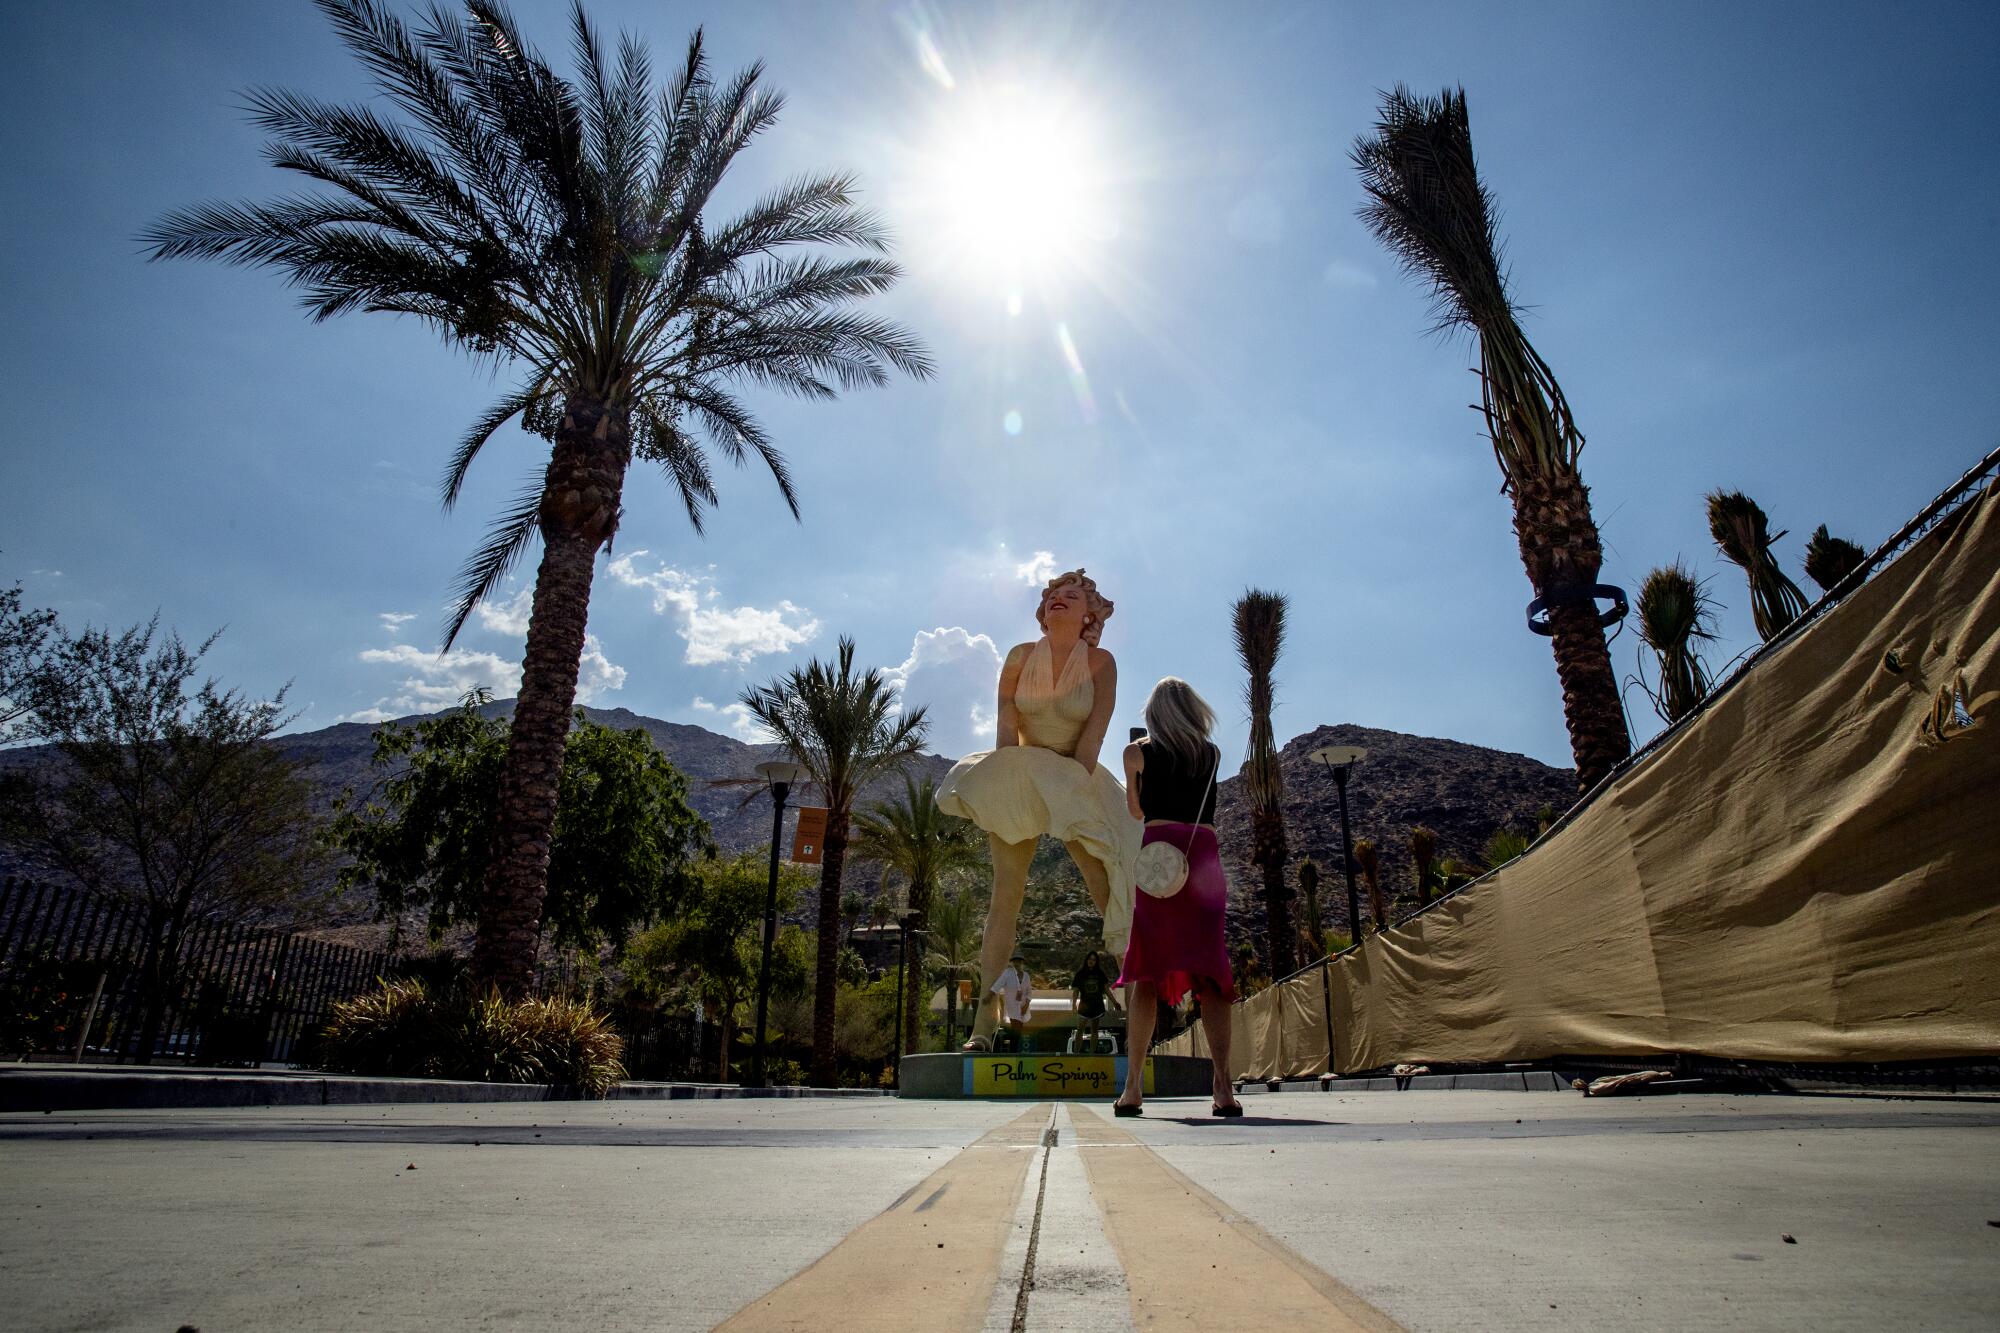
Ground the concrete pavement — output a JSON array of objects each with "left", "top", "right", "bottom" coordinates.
[{"left": 3, "top": 1089, "right": 1996, "bottom": 1330}]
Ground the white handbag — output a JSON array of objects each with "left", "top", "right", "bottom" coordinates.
[{"left": 1133, "top": 745, "right": 1218, "bottom": 899}]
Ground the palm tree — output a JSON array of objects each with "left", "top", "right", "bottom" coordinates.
[
  {"left": 1353, "top": 87, "right": 1630, "bottom": 792},
  {"left": 739, "top": 637, "right": 928, "bottom": 1083},
  {"left": 851, "top": 774, "right": 985, "bottom": 1056},
  {"left": 142, "top": 1, "right": 931, "bottom": 996},
  {"left": 923, "top": 886, "right": 982, "bottom": 1052},
  {"left": 1295, "top": 857, "right": 1325, "bottom": 958},
  {"left": 1803, "top": 525, "right": 1868, "bottom": 594},
  {"left": 1410, "top": 826, "right": 1438, "bottom": 908},
  {"left": 1708, "top": 491, "right": 1809, "bottom": 641},
  {"left": 1636, "top": 562, "right": 1719, "bottom": 724},
  {"left": 1232, "top": 589, "right": 1294, "bottom": 975},
  {"left": 1353, "top": 837, "right": 1385, "bottom": 935}
]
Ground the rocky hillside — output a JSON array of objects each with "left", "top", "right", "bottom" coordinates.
[{"left": 1213, "top": 723, "right": 1575, "bottom": 944}]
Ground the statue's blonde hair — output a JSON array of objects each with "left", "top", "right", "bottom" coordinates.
[{"left": 1035, "top": 568, "right": 1115, "bottom": 646}]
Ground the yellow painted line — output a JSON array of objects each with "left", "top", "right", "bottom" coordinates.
[
  {"left": 1071, "top": 1106, "right": 1405, "bottom": 1332},
  {"left": 718, "top": 1104, "right": 1050, "bottom": 1331}
]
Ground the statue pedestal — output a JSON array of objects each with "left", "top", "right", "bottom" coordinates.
[{"left": 898, "top": 1051, "right": 1214, "bottom": 1099}]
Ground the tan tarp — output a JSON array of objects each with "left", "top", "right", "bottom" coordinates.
[{"left": 1166, "top": 481, "right": 2000, "bottom": 1079}]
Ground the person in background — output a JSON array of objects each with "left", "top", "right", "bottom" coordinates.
[
  {"left": 1069, "top": 949, "right": 1121, "bottom": 1053},
  {"left": 1114, "top": 677, "right": 1242, "bottom": 1117},
  {"left": 994, "top": 952, "right": 1034, "bottom": 1050}
]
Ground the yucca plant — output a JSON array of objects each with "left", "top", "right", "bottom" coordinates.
[
  {"left": 142, "top": 1, "right": 931, "bottom": 997},
  {"left": 1483, "top": 827, "right": 1531, "bottom": 869},
  {"left": 319, "top": 977, "right": 625, "bottom": 1095},
  {"left": 1354, "top": 87, "right": 1630, "bottom": 792},
  {"left": 1635, "top": 561, "right": 1719, "bottom": 724},
  {"left": 738, "top": 638, "right": 929, "bottom": 1084},
  {"left": 1295, "top": 858, "right": 1324, "bottom": 957},
  {"left": 1708, "top": 491, "right": 1809, "bottom": 641},
  {"left": 1232, "top": 589, "right": 1294, "bottom": 975},
  {"left": 1353, "top": 837, "right": 1385, "bottom": 934},
  {"left": 1803, "top": 525, "right": 1868, "bottom": 594},
  {"left": 1409, "top": 826, "right": 1438, "bottom": 907}
]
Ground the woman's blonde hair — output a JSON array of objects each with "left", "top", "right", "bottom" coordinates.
[
  {"left": 1143, "top": 677, "right": 1216, "bottom": 770},
  {"left": 1035, "top": 568, "right": 1115, "bottom": 646}
]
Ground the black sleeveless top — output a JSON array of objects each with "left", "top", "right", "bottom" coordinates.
[{"left": 1136, "top": 738, "right": 1220, "bottom": 824}]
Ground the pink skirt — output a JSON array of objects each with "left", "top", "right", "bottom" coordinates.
[{"left": 1115, "top": 823, "right": 1235, "bottom": 1006}]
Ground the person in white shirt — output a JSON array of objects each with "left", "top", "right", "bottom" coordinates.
[{"left": 993, "top": 953, "right": 1034, "bottom": 1044}]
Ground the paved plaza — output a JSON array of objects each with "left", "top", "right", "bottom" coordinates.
[{"left": 3, "top": 1088, "right": 1997, "bottom": 1331}]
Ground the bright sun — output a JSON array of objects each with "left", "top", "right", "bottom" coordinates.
[{"left": 927, "top": 85, "right": 1113, "bottom": 288}]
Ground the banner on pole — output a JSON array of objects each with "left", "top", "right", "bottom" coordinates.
[{"left": 790, "top": 806, "right": 829, "bottom": 864}]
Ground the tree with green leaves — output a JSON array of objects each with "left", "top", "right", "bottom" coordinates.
[
  {"left": 850, "top": 774, "right": 985, "bottom": 1056},
  {"left": 0, "top": 619, "right": 325, "bottom": 1063},
  {"left": 624, "top": 850, "right": 809, "bottom": 1082},
  {"left": 142, "top": 0, "right": 931, "bottom": 996},
  {"left": 1635, "top": 562, "right": 1719, "bottom": 724},
  {"left": 330, "top": 693, "right": 711, "bottom": 954},
  {"left": 1, "top": 580, "right": 60, "bottom": 743},
  {"left": 923, "top": 886, "right": 981, "bottom": 1052},
  {"left": 1354, "top": 87, "right": 1631, "bottom": 792},
  {"left": 1232, "top": 589, "right": 1294, "bottom": 975},
  {"left": 738, "top": 637, "right": 928, "bottom": 1083},
  {"left": 1708, "top": 491, "right": 1809, "bottom": 641}
]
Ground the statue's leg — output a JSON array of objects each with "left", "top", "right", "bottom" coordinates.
[
  {"left": 1063, "top": 840, "right": 1112, "bottom": 916},
  {"left": 967, "top": 835, "right": 1036, "bottom": 1046}
]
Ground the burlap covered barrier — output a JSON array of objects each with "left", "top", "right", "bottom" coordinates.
[
  {"left": 1154, "top": 974, "right": 1333, "bottom": 1082},
  {"left": 1330, "top": 483, "right": 2000, "bottom": 1072}
]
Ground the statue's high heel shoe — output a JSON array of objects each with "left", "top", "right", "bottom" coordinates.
[{"left": 960, "top": 1034, "right": 993, "bottom": 1053}]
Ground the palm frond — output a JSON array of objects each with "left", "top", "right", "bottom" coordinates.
[
  {"left": 442, "top": 374, "right": 554, "bottom": 511},
  {"left": 1635, "top": 561, "right": 1717, "bottom": 722},
  {"left": 1802, "top": 524, "right": 1867, "bottom": 594},
  {"left": 1707, "top": 491, "right": 1809, "bottom": 641},
  {"left": 443, "top": 477, "right": 542, "bottom": 650},
  {"left": 1232, "top": 589, "right": 1288, "bottom": 808}
]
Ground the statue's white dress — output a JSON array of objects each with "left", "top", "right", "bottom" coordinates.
[{"left": 936, "top": 639, "right": 1141, "bottom": 955}]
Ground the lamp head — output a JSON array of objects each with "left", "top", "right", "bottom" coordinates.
[
  {"left": 1309, "top": 745, "right": 1367, "bottom": 769},
  {"left": 754, "top": 759, "right": 808, "bottom": 793}
]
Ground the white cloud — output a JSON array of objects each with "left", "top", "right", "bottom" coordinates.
[
  {"left": 345, "top": 620, "right": 625, "bottom": 722},
  {"left": 1013, "top": 550, "right": 1058, "bottom": 586},
  {"left": 576, "top": 635, "right": 626, "bottom": 704},
  {"left": 377, "top": 611, "right": 417, "bottom": 632},
  {"left": 1321, "top": 258, "right": 1378, "bottom": 289},
  {"left": 474, "top": 586, "right": 533, "bottom": 636},
  {"left": 607, "top": 552, "right": 820, "bottom": 666},
  {"left": 692, "top": 695, "right": 764, "bottom": 742},
  {"left": 883, "top": 626, "right": 1004, "bottom": 757}
]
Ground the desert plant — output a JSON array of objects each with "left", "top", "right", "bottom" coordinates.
[
  {"left": 1353, "top": 838, "right": 1385, "bottom": 933},
  {"left": 318, "top": 977, "right": 625, "bottom": 1096},
  {"left": 1295, "top": 858, "right": 1325, "bottom": 957},
  {"left": 1635, "top": 562, "right": 1719, "bottom": 724},
  {"left": 738, "top": 637, "right": 929, "bottom": 1084},
  {"left": 1707, "top": 491, "right": 1809, "bottom": 641},
  {"left": 143, "top": 1, "right": 932, "bottom": 997},
  {"left": 923, "top": 886, "right": 982, "bottom": 1051},
  {"left": 1803, "top": 525, "right": 1868, "bottom": 594},
  {"left": 1353, "top": 86, "right": 1630, "bottom": 792},
  {"left": 1483, "top": 828, "right": 1532, "bottom": 869},
  {"left": 1409, "top": 826, "right": 1438, "bottom": 907},
  {"left": 1232, "top": 589, "right": 1294, "bottom": 974}
]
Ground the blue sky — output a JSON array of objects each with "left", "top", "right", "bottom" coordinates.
[{"left": 3, "top": 1, "right": 1996, "bottom": 772}]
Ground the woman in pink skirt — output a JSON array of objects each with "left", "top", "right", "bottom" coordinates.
[{"left": 1113, "top": 677, "right": 1241, "bottom": 1117}]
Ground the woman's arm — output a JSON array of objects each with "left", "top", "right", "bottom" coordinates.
[
  {"left": 994, "top": 643, "right": 1031, "bottom": 748},
  {"left": 1073, "top": 648, "right": 1118, "bottom": 773},
  {"left": 1122, "top": 741, "right": 1145, "bottom": 821}
]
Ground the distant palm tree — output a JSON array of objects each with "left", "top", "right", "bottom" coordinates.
[
  {"left": 1636, "top": 562, "right": 1719, "bottom": 723},
  {"left": 142, "top": 1, "right": 931, "bottom": 996},
  {"left": 842, "top": 891, "right": 868, "bottom": 944},
  {"left": 1353, "top": 837, "right": 1385, "bottom": 934},
  {"left": 852, "top": 775, "right": 984, "bottom": 1055},
  {"left": 1803, "top": 525, "right": 1868, "bottom": 594},
  {"left": 924, "top": 887, "right": 981, "bottom": 1051},
  {"left": 1708, "top": 492, "right": 1809, "bottom": 640},
  {"left": 1295, "top": 858, "right": 1325, "bottom": 958},
  {"left": 1232, "top": 589, "right": 1294, "bottom": 975},
  {"left": 1409, "top": 826, "right": 1438, "bottom": 908},
  {"left": 1354, "top": 87, "right": 1630, "bottom": 792},
  {"left": 739, "top": 638, "right": 928, "bottom": 1083}
]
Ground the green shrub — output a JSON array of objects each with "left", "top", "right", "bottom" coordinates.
[{"left": 317, "top": 979, "right": 625, "bottom": 1096}]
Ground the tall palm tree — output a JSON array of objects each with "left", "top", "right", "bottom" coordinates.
[
  {"left": 1409, "top": 826, "right": 1438, "bottom": 908},
  {"left": 1636, "top": 561, "right": 1718, "bottom": 723},
  {"left": 1708, "top": 491, "right": 1809, "bottom": 640},
  {"left": 1353, "top": 837, "right": 1385, "bottom": 934},
  {"left": 739, "top": 637, "right": 928, "bottom": 1083},
  {"left": 1803, "top": 525, "right": 1867, "bottom": 594},
  {"left": 923, "top": 886, "right": 981, "bottom": 1052},
  {"left": 1295, "top": 857, "right": 1325, "bottom": 958},
  {"left": 851, "top": 774, "right": 985, "bottom": 1056},
  {"left": 1354, "top": 87, "right": 1630, "bottom": 793},
  {"left": 142, "top": 1, "right": 930, "bottom": 996},
  {"left": 1232, "top": 589, "right": 1294, "bottom": 976}
]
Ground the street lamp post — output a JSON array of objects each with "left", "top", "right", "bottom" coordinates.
[
  {"left": 750, "top": 759, "right": 807, "bottom": 1089},
  {"left": 1310, "top": 746, "right": 1368, "bottom": 949},
  {"left": 892, "top": 909, "right": 924, "bottom": 1081}
]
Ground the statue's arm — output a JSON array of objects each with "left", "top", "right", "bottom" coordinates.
[
  {"left": 1074, "top": 649, "right": 1117, "bottom": 774},
  {"left": 1122, "top": 741, "right": 1145, "bottom": 821},
  {"left": 994, "top": 643, "right": 1030, "bottom": 748}
]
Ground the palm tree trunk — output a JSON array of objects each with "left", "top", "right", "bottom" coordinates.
[
  {"left": 1251, "top": 809, "right": 1293, "bottom": 977},
  {"left": 472, "top": 395, "right": 629, "bottom": 997},
  {"left": 811, "top": 813, "right": 850, "bottom": 1085},
  {"left": 1511, "top": 470, "right": 1631, "bottom": 793},
  {"left": 902, "top": 878, "right": 930, "bottom": 1056}
]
